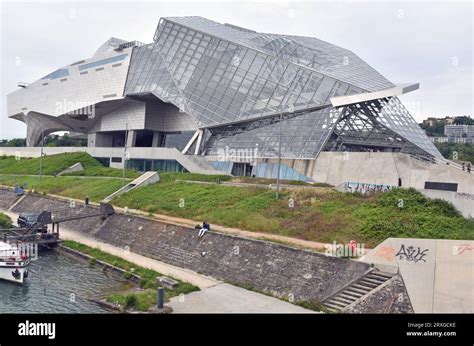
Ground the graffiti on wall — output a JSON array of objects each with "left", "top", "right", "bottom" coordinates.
[
  {"left": 374, "top": 246, "right": 396, "bottom": 262},
  {"left": 344, "top": 182, "right": 397, "bottom": 195},
  {"left": 454, "top": 244, "right": 474, "bottom": 255},
  {"left": 396, "top": 245, "right": 429, "bottom": 263},
  {"left": 454, "top": 193, "right": 474, "bottom": 200}
]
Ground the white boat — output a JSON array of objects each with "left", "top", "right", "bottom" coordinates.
[{"left": 0, "top": 241, "right": 30, "bottom": 284}]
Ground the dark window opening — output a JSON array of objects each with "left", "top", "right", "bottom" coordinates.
[
  {"left": 135, "top": 130, "right": 154, "bottom": 147},
  {"left": 111, "top": 131, "right": 126, "bottom": 147},
  {"left": 424, "top": 181, "right": 458, "bottom": 192},
  {"left": 232, "top": 163, "right": 253, "bottom": 177}
]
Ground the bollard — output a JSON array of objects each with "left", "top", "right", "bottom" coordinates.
[
  {"left": 85, "top": 197, "right": 89, "bottom": 206},
  {"left": 157, "top": 287, "right": 164, "bottom": 309}
]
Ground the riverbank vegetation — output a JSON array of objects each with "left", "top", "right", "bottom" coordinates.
[
  {"left": 0, "top": 152, "right": 138, "bottom": 178},
  {"left": 1, "top": 153, "right": 473, "bottom": 247},
  {"left": 62, "top": 240, "right": 199, "bottom": 312},
  {"left": 0, "top": 212, "right": 12, "bottom": 228}
]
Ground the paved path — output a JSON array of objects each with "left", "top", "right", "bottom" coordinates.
[
  {"left": 2, "top": 209, "right": 219, "bottom": 289},
  {"left": 1, "top": 208, "right": 312, "bottom": 313},
  {"left": 168, "top": 283, "right": 314, "bottom": 313},
  {"left": 1, "top": 186, "right": 370, "bottom": 254},
  {"left": 35, "top": 191, "right": 338, "bottom": 253}
]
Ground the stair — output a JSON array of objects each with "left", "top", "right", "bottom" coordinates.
[{"left": 322, "top": 270, "right": 394, "bottom": 312}]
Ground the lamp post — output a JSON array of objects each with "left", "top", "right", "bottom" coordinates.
[
  {"left": 123, "top": 123, "right": 128, "bottom": 188},
  {"left": 39, "top": 131, "right": 44, "bottom": 186},
  {"left": 276, "top": 108, "right": 283, "bottom": 200}
]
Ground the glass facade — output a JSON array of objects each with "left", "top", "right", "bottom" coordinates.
[
  {"left": 41, "top": 68, "right": 70, "bottom": 80},
  {"left": 161, "top": 131, "right": 196, "bottom": 151},
  {"left": 204, "top": 106, "right": 343, "bottom": 159},
  {"left": 126, "top": 159, "right": 187, "bottom": 172},
  {"left": 125, "top": 18, "right": 360, "bottom": 128},
  {"left": 122, "top": 16, "right": 442, "bottom": 161},
  {"left": 78, "top": 54, "right": 128, "bottom": 71},
  {"left": 254, "top": 162, "right": 311, "bottom": 182}
]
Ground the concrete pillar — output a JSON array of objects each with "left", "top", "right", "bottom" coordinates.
[
  {"left": 126, "top": 130, "right": 137, "bottom": 148},
  {"left": 87, "top": 133, "right": 97, "bottom": 147},
  {"left": 152, "top": 132, "right": 162, "bottom": 147},
  {"left": 194, "top": 129, "right": 204, "bottom": 155}
]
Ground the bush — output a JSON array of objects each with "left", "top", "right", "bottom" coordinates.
[
  {"left": 0, "top": 213, "right": 12, "bottom": 228},
  {"left": 124, "top": 294, "right": 137, "bottom": 309},
  {"left": 428, "top": 198, "right": 461, "bottom": 217}
]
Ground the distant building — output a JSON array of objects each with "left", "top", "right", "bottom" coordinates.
[
  {"left": 445, "top": 125, "right": 474, "bottom": 144},
  {"left": 429, "top": 136, "right": 448, "bottom": 143},
  {"left": 423, "top": 116, "right": 455, "bottom": 127}
]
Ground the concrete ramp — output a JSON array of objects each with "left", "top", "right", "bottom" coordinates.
[
  {"left": 102, "top": 171, "right": 160, "bottom": 202},
  {"left": 360, "top": 238, "right": 474, "bottom": 313},
  {"left": 56, "top": 162, "right": 84, "bottom": 176}
]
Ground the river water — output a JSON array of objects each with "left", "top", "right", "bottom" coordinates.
[{"left": 0, "top": 250, "right": 129, "bottom": 313}]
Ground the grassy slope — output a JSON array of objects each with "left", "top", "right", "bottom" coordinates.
[
  {"left": 0, "top": 212, "right": 12, "bottom": 228},
  {"left": 0, "top": 175, "right": 126, "bottom": 201},
  {"left": 0, "top": 152, "right": 139, "bottom": 178},
  {"left": 112, "top": 176, "right": 474, "bottom": 247},
  {"left": 1, "top": 154, "right": 472, "bottom": 246}
]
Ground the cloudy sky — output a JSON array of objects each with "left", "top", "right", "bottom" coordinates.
[{"left": 0, "top": 0, "right": 472, "bottom": 139}]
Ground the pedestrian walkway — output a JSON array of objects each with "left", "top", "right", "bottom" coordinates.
[
  {"left": 168, "top": 283, "right": 314, "bottom": 313},
  {"left": 2, "top": 207, "right": 313, "bottom": 313}
]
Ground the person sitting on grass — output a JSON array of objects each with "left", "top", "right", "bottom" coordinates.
[{"left": 198, "top": 221, "right": 210, "bottom": 237}]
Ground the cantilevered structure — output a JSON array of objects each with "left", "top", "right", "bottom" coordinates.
[{"left": 7, "top": 16, "right": 445, "bottom": 181}]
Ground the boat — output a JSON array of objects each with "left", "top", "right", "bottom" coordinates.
[{"left": 0, "top": 241, "right": 30, "bottom": 284}]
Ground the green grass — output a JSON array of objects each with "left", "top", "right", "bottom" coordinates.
[
  {"left": 169, "top": 172, "right": 231, "bottom": 183},
  {"left": 1, "top": 167, "right": 473, "bottom": 247},
  {"left": 0, "top": 152, "right": 139, "bottom": 178},
  {"left": 112, "top": 177, "right": 474, "bottom": 247},
  {"left": 106, "top": 290, "right": 158, "bottom": 312},
  {"left": 62, "top": 240, "right": 199, "bottom": 312},
  {"left": 0, "top": 175, "right": 126, "bottom": 202},
  {"left": 0, "top": 213, "right": 12, "bottom": 228}
]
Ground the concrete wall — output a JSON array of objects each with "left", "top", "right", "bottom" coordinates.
[
  {"left": 11, "top": 194, "right": 371, "bottom": 303},
  {"left": 308, "top": 152, "right": 474, "bottom": 194},
  {"left": 419, "top": 189, "right": 474, "bottom": 219},
  {"left": 0, "top": 187, "right": 20, "bottom": 210},
  {"left": 7, "top": 47, "right": 133, "bottom": 118},
  {"left": 236, "top": 152, "right": 474, "bottom": 195}
]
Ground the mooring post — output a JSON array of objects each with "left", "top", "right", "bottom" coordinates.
[{"left": 157, "top": 287, "right": 164, "bottom": 309}]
